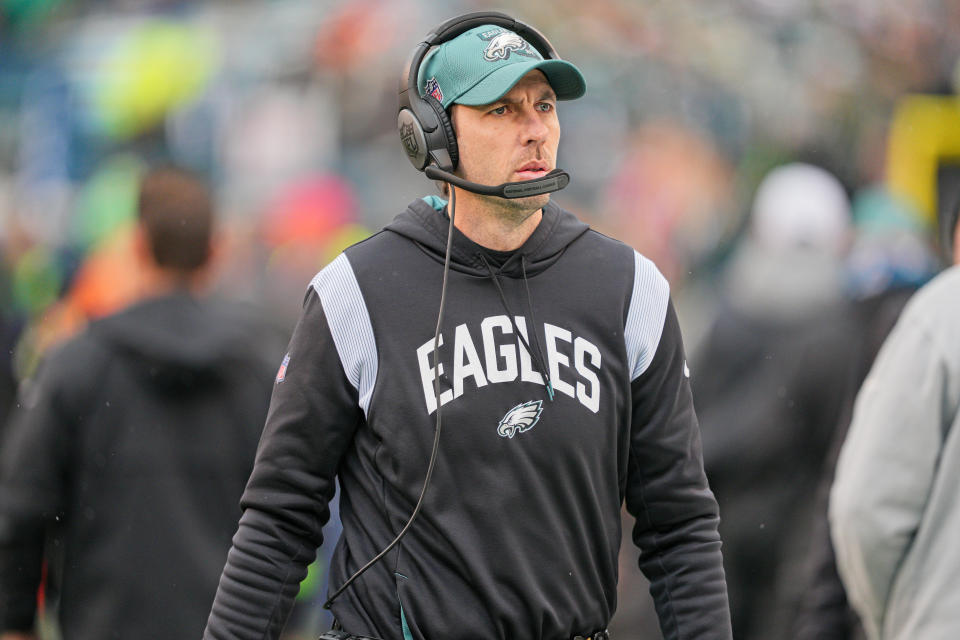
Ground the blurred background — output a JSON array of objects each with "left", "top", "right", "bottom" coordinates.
[{"left": 2, "top": 0, "right": 960, "bottom": 639}]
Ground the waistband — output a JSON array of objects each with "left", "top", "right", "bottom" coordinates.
[
  {"left": 323, "top": 624, "right": 611, "bottom": 640},
  {"left": 574, "top": 631, "right": 610, "bottom": 640}
]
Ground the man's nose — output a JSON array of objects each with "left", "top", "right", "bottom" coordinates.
[{"left": 520, "top": 108, "right": 550, "bottom": 145}]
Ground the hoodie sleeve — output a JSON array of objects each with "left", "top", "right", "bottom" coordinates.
[
  {"left": 0, "top": 375, "right": 63, "bottom": 632},
  {"left": 0, "top": 339, "right": 101, "bottom": 632},
  {"left": 623, "top": 253, "right": 732, "bottom": 640},
  {"left": 204, "top": 256, "right": 370, "bottom": 640}
]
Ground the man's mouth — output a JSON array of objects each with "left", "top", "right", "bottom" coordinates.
[{"left": 514, "top": 161, "right": 550, "bottom": 181}]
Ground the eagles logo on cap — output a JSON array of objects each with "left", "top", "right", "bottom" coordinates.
[{"left": 478, "top": 27, "right": 537, "bottom": 62}]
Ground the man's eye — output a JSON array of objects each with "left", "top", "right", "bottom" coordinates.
[
  {"left": 491, "top": 105, "right": 508, "bottom": 115},
  {"left": 537, "top": 102, "right": 554, "bottom": 112}
]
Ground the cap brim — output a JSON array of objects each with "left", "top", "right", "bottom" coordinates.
[{"left": 454, "top": 59, "right": 586, "bottom": 106}]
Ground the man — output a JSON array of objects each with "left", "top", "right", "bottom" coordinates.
[
  {"left": 0, "top": 167, "right": 278, "bottom": 640},
  {"left": 205, "top": 17, "right": 731, "bottom": 640},
  {"left": 829, "top": 196, "right": 960, "bottom": 640},
  {"left": 693, "top": 163, "right": 856, "bottom": 639}
]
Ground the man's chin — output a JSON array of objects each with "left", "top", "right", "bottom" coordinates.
[
  {"left": 496, "top": 192, "right": 550, "bottom": 214},
  {"left": 519, "top": 192, "right": 551, "bottom": 208},
  {"left": 453, "top": 173, "right": 550, "bottom": 212}
]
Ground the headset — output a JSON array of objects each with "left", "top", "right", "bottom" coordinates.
[{"left": 397, "top": 10, "right": 571, "bottom": 198}]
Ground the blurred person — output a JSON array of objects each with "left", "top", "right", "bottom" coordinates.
[
  {"left": 792, "top": 187, "right": 941, "bottom": 640},
  {"left": 692, "top": 163, "right": 857, "bottom": 639},
  {"left": 0, "top": 167, "right": 279, "bottom": 640},
  {"left": 204, "top": 11, "right": 731, "bottom": 640},
  {"left": 829, "top": 195, "right": 960, "bottom": 640}
]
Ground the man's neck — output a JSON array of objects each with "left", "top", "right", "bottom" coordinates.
[
  {"left": 448, "top": 188, "right": 543, "bottom": 251},
  {"left": 138, "top": 264, "right": 206, "bottom": 299}
]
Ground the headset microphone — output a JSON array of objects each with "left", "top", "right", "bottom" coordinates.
[{"left": 423, "top": 166, "right": 570, "bottom": 198}]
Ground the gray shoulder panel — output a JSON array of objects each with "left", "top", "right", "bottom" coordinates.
[
  {"left": 624, "top": 251, "right": 670, "bottom": 380},
  {"left": 310, "top": 253, "right": 378, "bottom": 417}
]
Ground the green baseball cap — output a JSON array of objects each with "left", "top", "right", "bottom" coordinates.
[{"left": 417, "top": 24, "right": 586, "bottom": 109}]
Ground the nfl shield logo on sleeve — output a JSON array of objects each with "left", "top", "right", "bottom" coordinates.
[{"left": 276, "top": 353, "right": 290, "bottom": 383}]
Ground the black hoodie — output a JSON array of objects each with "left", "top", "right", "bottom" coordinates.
[
  {"left": 205, "top": 199, "right": 731, "bottom": 640},
  {"left": 0, "top": 293, "right": 279, "bottom": 640}
]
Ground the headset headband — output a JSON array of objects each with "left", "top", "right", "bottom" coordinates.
[{"left": 400, "top": 11, "right": 559, "bottom": 101}]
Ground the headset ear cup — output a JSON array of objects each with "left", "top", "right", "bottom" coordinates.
[
  {"left": 398, "top": 108, "right": 430, "bottom": 170},
  {"left": 425, "top": 95, "right": 459, "bottom": 171}
]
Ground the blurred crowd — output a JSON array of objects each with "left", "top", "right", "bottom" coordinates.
[{"left": 2, "top": 0, "right": 960, "bottom": 639}]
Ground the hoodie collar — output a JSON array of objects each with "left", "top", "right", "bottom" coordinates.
[
  {"left": 90, "top": 292, "right": 250, "bottom": 379},
  {"left": 385, "top": 197, "right": 590, "bottom": 277}
]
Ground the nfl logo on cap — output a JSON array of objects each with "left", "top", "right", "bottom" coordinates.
[{"left": 424, "top": 77, "right": 443, "bottom": 102}]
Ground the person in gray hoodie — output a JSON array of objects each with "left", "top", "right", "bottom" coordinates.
[{"left": 830, "top": 195, "right": 960, "bottom": 640}]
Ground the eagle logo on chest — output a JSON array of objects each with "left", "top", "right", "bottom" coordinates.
[{"left": 497, "top": 400, "right": 543, "bottom": 438}]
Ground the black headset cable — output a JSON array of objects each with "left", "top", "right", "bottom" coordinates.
[{"left": 323, "top": 186, "right": 456, "bottom": 610}]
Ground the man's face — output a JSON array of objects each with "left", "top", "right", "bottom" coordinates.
[{"left": 450, "top": 70, "right": 560, "bottom": 211}]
